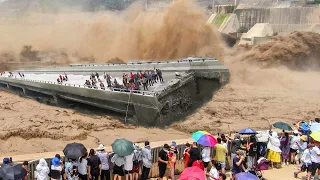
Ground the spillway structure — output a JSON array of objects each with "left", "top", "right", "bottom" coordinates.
[{"left": 0, "top": 57, "right": 229, "bottom": 126}]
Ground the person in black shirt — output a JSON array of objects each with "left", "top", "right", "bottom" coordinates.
[
  {"left": 158, "top": 144, "right": 170, "bottom": 180},
  {"left": 188, "top": 142, "right": 201, "bottom": 167},
  {"left": 88, "top": 149, "right": 102, "bottom": 180}
]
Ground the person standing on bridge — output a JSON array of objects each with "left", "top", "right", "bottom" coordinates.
[
  {"left": 157, "top": 69, "right": 163, "bottom": 83},
  {"left": 64, "top": 73, "right": 68, "bottom": 81},
  {"left": 142, "top": 77, "right": 148, "bottom": 91}
]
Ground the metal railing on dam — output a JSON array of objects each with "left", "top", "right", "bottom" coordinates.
[{"left": 17, "top": 58, "right": 227, "bottom": 74}]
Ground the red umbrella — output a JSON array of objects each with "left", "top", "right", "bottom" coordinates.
[{"left": 179, "top": 166, "right": 206, "bottom": 180}]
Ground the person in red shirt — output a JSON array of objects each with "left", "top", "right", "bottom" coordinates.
[
  {"left": 100, "top": 82, "right": 105, "bottom": 90},
  {"left": 192, "top": 160, "right": 205, "bottom": 171},
  {"left": 130, "top": 72, "right": 135, "bottom": 83},
  {"left": 183, "top": 143, "right": 191, "bottom": 168},
  {"left": 168, "top": 146, "right": 177, "bottom": 180}
]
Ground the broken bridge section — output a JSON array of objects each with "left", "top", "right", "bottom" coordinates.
[{"left": 0, "top": 57, "right": 229, "bottom": 126}]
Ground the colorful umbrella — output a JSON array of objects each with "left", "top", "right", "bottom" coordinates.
[
  {"left": 111, "top": 138, "right": 134, "bottom": 157},
  {"left": 179, "top": 166, "right": 205, "bottom": 180},
  {"left": 239, "top": 128, "right": 257, "bottom": 134},
  {"left": 236, "top": 172, "right": 259, "bottom": 180},
  {"left": 310, "top": 132, "right": 320, "bottom": 142},
  {"left": 310, "top": 123, "right": 320, "bottom": 132},
  {"left": 192, "top": 131, "right": 217, "bottom": 147},
  {"left": 273, "top": 122, "right": 293, "bottom": 131}
]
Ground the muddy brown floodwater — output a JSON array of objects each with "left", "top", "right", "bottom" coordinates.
[{"left": 0, "top": 0, "right": 320, "bottom": 155}]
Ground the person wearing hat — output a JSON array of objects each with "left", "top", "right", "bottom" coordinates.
[
  {"left": 295, "top": 136, "right": 308, "bottom": 165},
  {"left": 290, "top": 130, "right": 301, "bottom": 164},
  {"left": 294, "top": 144, "right": 314, "bottom": 179},
  {"left": 96, "top": 144, "right": 110, "bottom": 180},
  {"left": 50, "top": 157, "right": 63, "bottom": 180},
  {"left": 267, "top": 131, "right": 282, "bottom": 169},
  {"left": 2, "top": 157, "right": 10, "bottom": 165},
  {"left": 230, "top": 151, "right": 246, "bottom": 180}
]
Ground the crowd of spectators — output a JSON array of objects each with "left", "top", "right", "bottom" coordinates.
[
  {"left": 84, "top": 69, "right": 164, "bottom": 92},
  {"left": 57, "top": 73, "right": 68, "bottom": 84}
]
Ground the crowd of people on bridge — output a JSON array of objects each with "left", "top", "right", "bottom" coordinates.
[
  {"left": 57, "top": 73, "right": 68, "bottom": 84},
  {"left": 83, "top": 69, "right": 164, "bottom": 92}
]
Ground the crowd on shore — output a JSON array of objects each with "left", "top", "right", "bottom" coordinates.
[
  {"left": 2, "top": 118, "right": 320, "bottom": 180},
  {"left": 83, "top": 70, "right": 164, "bottom": 91}
]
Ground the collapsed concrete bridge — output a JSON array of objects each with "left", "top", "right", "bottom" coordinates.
[{"left": 0, "top": 57, "right": 229, "bottom": 126}]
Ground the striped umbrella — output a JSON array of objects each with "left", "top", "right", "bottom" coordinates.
[{"left": 192, "top": 131, "right": 217, "bottom": 147}]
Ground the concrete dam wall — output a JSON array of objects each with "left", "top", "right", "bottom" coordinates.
[
  {"left": 235, "top": 7, "right": 317, "bottom": 31},
  {"left": 0, "top": 58, "right": 229, "bottom": 126}
]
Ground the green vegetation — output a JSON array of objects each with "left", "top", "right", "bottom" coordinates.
[{"left": 211, "top": 14, "right": 230, "bottom": 28}]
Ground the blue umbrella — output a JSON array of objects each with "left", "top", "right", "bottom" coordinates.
[
  {"left": 236, "top": 172, "right": 259, "bottom": 180},
  {"left": 239, "top": 128, "right": 257, "bottom": 135}
]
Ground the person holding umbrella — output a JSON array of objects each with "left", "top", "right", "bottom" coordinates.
[
  {"left": 111, "top": 153, "right": 125, "bottom": 180},
  {"left": 188, "top": 142, "right": 201, "bottom": 167},
  {"left": 0, "top": 163, "right": 27, "bottom": 180},
  {"left": 65, "top": 158, "right": 79, "bottom": 180}
]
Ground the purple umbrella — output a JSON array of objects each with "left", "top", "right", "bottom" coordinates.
[{"left": 236, "top": 172, "right": 259, "bottom": 180}]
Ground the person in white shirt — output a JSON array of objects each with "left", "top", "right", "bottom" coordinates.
[
  {"left": 124, "top": 153, "right": 134, "bottom": 180},
  {"left": 310, "top": 143, "right": 320, "bottom": 179},
  {"left": 141, "top": 141, "right": 152, "bottom": 180},
  {"left": 202, "top": 146, "right": 211, "bottom": 170},
  {"left": 207, "top": 160, "right": 219, "bottom": 180},
  {"left": 295, "top": 136, "right": 308, "bottom": 164},
  {"left": 290, "top": 130, "right": 301, "bottom": 164},
  {"left": 294, "top": 144, "right": 313, "bottom": 180},
  {"left": 35, "top": 158, "right": 50, "bottom": 180},
  {"left": 77, "top": 152, "right": 88, "bottom": 180}
]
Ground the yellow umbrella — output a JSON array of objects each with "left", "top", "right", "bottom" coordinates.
[{"left": 310, "top": 132, "right": 320, "bottom": 142}]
